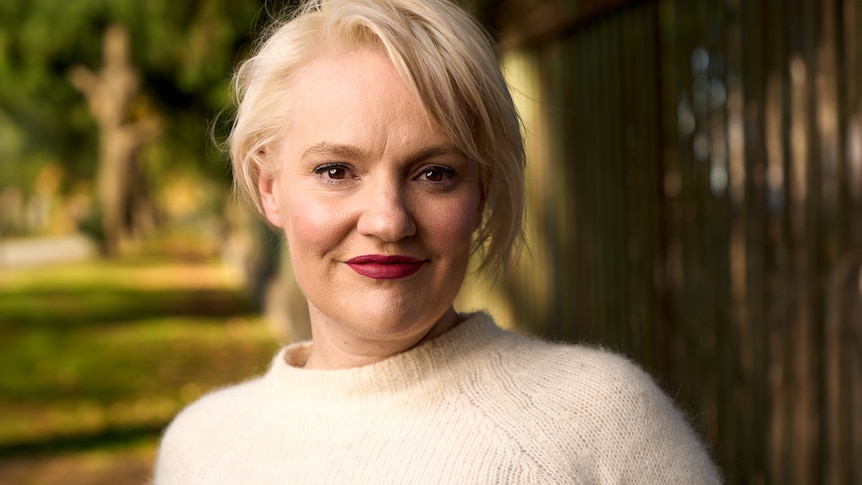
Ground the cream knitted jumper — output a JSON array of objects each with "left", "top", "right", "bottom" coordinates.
[{"left": 155, "top": 312, "right": 721, "bottom": 484}]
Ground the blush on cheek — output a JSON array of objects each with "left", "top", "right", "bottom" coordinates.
[
  {"left": 446, "top": 220, "right": 477, "bottom": 244},
  {"left": 285, "top": 197, "right": 353, "bottom": 254},
  {"left": 290, "top": 211, "right": 331, "bottom": 248},
  {"left": 447, "top": 200, "right": 482, "bottom": 239}
]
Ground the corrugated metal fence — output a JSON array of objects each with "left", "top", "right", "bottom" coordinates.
[{"left": 461, "top": 0, "right": 862, "bottom": 482}]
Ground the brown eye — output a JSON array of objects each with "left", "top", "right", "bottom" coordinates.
[
  {"left": 420, "top": 166, "right": 455, "bottom": 182},
  {"left": 424, "top": 169, "right": 444, "bottom": 182},
  {"left": 327, "top": 167, "right": 346, "bottom": 179},
  {"left": 314, "top": 164, "right": 350, "bottom": 180}
]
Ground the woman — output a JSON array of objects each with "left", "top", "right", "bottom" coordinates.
[{"left": 155, "top": 0, "right": 721, "bottom": 483}]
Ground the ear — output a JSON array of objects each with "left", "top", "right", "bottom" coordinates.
[{"left": 258, "top": 167, "right": 284, "bottom": 228}]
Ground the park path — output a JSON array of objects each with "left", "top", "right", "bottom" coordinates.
[{"left": 0, "top": 235, "right": 97, "bottom": 268}]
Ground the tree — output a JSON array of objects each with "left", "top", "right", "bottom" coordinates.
[
  {"left": 70, "top": 24, "right": 159, "bottom": 253},
  {"left": 0, "top": 0, "right": 267, "bottom": 241}
]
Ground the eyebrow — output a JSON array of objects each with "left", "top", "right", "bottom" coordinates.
[
  {"left": 407, "top": 145, "right": 468, "bottom": 164},
  {"left": 299, "top": 142, "right": 467, "bottom": 163},
  {"left": 300, "top": 142, "right": 366, "bottom": 161}
]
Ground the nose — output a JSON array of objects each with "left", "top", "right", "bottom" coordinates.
[{"left": 356, "top": 180, "right": 416, "bottom": 242}]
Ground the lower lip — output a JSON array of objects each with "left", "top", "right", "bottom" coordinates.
[{"left": 347, "top": 262, "right": 424, "bottom": 280}]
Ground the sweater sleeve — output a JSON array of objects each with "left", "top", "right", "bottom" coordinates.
[{"left": 565, "top": 349, "right": 722, "bottom": 484}]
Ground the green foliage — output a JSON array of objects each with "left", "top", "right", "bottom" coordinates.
[{"left": 0, "top": 0, "right": 267, "bottom": 196}]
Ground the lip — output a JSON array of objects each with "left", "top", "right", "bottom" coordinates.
[{"left": 346, "top": 254, "right": 425, "bottom": 280}]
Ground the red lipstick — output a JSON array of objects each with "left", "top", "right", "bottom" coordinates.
[{"left": 346, "top": 255, "right": 424, "bottom": 280}]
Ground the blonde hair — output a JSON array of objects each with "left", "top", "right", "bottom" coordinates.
[{"left": 229, "top": 0, "right": 524, "bottom": 277}]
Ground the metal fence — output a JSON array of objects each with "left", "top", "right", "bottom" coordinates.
[{"left": 462, "top": 0, "right": 862, "bottom": 482}]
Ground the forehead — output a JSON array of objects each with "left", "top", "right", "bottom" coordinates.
[
  {"left": 278, "top": 47, "right": 450, "bottom": 156},
  {"left": 287, "top": 46, "right": 414, "bottom": 112}
]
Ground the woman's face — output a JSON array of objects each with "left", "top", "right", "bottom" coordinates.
[{"left": 259, "top": 47, "right": 482, "bottom": 360}]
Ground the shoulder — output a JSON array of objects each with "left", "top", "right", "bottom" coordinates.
[
  {"left": 461, "top": 316, "right": 693, "bottom": 428},
  {"left": 494, "top": 336, "right": 672, "bottom": 423},
  {"left": 487, "top": 332, "right": 722, "bottom": 483},
  {"left": 540, "top": 342, "right": 669, "bottom": 406},
  {"left": 491, "top": 328, "right": 660, "bottom": 393},
  {"left": 535, "top": 343, "right": 686, "bottom": 438},
  {"left": 168, "top": 375, "right": 268, "bottom": 428},
  {"left": 154, "top": 374, "right": 270, "bottom": 482}
]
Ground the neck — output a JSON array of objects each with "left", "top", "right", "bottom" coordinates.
[{"left": 302, "top": 307, "right": 461, "bottom": 370}]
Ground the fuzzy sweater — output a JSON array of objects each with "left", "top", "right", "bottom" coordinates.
[{"left": 154, "top": 312, "right": 721, "bottom": 484}]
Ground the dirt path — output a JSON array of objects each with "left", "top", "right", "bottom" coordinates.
[{"left": 0, "top": 235, "right": 97, "bottom": 268}]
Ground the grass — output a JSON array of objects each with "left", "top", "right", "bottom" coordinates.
[{"left": 0, "top": 242, "right": 282, "bottom": 485}]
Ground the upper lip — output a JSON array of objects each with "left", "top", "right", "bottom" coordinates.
[{"left": 346, "top": 254, "right": 423, "bottom": 264}]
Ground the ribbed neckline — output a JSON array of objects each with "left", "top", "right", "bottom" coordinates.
[{"left": 263, "top": 311, "right": 503, "bottom": 414}]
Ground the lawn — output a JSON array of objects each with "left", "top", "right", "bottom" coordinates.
[{"left": 0, "top": 244, "right": 282, "bottom": 485}]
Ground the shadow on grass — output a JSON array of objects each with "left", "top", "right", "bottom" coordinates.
[
  {"left": 0, "top": 288, "right": 256, "bottom": 330},
  {"left": 0, "top": 422, "right": 166, "bottom": 458}
]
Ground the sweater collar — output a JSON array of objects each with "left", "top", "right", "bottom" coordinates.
[{"left": 263, "top": 311, "right": 503, "bottom": 413}]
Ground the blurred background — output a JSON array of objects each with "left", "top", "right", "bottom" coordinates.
[{"left": 1, "top": 0, "right": 860, "bottom": 484}]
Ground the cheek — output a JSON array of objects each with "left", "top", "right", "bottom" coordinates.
[
  {"left": 424, "top": 197, "right": 480, "bottom": 249},
  {"left": 281, "top": 194, "right": 348, "bottom": 256}
]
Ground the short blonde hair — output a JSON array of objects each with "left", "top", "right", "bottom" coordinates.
[{"left": 229, "top": 0, "right": 524, "bottom": 277}]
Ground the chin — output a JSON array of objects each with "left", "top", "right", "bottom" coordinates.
[{"left": 346, "top": 302, "right": 450, "bottom": 340}]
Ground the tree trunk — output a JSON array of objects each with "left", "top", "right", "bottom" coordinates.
[{"left": 69, "top": 24, "right": 158, "bottom": 254}]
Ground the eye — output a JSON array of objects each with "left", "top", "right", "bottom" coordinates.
[
  {"left": 419, "top": 166, "right": 455, "bottom": 182},
  {"left": 314, "top": 163, "right": 349, "bottom": 180}
]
